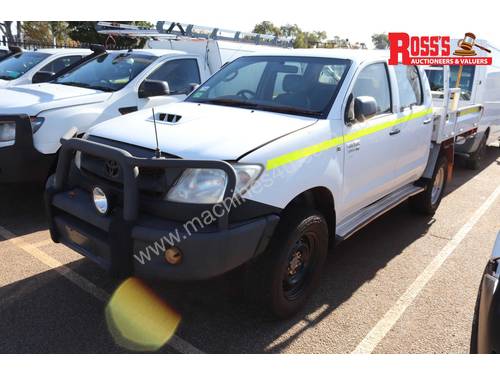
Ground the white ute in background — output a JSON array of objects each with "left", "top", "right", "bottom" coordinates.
[
  {"left": 0, "top": 46, "right": 94, "bottom": 88},
  {"left": 0, "top": 22, "right": 288, "bottom": 184}
]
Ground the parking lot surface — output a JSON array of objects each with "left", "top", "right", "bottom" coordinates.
[{"left": 0, "top": 145, "right": 499, "bottom": 353}]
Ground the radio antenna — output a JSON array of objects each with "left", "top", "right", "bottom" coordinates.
[{"left": 152, "top": 107, "right": 162, "bottom": 158}]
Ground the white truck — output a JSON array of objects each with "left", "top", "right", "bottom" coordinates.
[
  {"left": 45, "top": 49, "right": 482, "bottom": 318},
  {"left": 0, "top": 29, "right": 282, "bottom": 184},
  {"left": 424, "top": 40, "right": 500, "bottom": 169},
  {"left": 0, "top": 46, "right": 96, "bottom": 88}
]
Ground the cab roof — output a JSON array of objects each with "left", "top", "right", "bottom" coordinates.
[
  {"left": 248, "top": 48, "right": 389, "bottom": 64},
  {"left": 115, "top": 49, "right": 189, "bottom": 57}
]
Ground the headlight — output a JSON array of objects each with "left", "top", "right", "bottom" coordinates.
[
  {"left": 0, "top": 121, "right": 16, "bottom": 142},
  {"left": 166, "top": 168, "right": 228, "bottom": 204},
  {"left": 166, "top": 164, "right": 262, "bottom": 204},
  {"left": 30, "top": 117, "right": 44, "bottom": 133}
]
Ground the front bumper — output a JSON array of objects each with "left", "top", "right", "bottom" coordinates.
[
  {"left": 0, "top": 114, "right": 55, "bottom": 183},
  {"left": 46, "top": 137, "right": 279, "bottom": 281},
  {"left": 475, "top": 232, "right": 500, "bottom": 354}
]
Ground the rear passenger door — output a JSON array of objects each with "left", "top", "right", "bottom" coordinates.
[
  {"left": 392, "top": 65, "right": 433, "bottom": 187},
  {"left": 341, "top": 62, "right": 401, "bottom": 216}
]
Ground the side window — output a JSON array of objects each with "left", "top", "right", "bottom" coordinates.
[
  {"left": 351, "top": 63, "right": 391, "bottom": 116},
  {"left": 147, "top": 58, "right": 201, "bottom": 95},
  {"left": 41, "top": 55, "right": 82, "bottom": 74},
  {"left": 394, "top": 65, "right": 423, "bottom": 110}
]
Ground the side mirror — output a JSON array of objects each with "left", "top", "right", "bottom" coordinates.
[
  {"left": 32, "top": 70, "right": 56, "bottom": 84},
  {"left": 354, "top": 96, "right": 377, "bottom": 122},
  {"left": 138, "top": 80, "right": 170, "bottom": 98}
]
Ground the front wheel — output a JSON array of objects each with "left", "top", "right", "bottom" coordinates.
[
  {"left": 410, "top": 156, "right": 448, "bottom": 215},
  {"left": 247, "top": 209, "right": 328, "bottom": 319}
]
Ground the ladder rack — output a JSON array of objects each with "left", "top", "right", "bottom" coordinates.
[{"left": 95, "top": 21, "right": 293, "bottom": 48}]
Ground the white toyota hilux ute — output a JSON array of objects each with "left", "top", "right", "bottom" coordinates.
[
  {"left": 0, "top": 48, "right": 217, "bottom": 183},
  {"left": 46, "top": 50, "right": 482, "bottom": 318},
  {"left": 0, "top": 47, "right": 95, "bottom": 88}
]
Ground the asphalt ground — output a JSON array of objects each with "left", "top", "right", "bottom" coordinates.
[{"left": 0, "top": 144, "right": 499, "bottom": 353}]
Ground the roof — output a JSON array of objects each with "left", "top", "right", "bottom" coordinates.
[
  {"left": 35, "top": 48, "right": 93, "bottom": 55},
  {"left": 248, "top": 48, "right": 390, "bottom": 63},
  {"left": 114, "top": 49, "right": 188, "bottom": 57}
]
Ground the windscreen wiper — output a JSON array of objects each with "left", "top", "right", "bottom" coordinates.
[
  {"left": 0, "top": 75, "right": 15, "bottom": 81},
  {"left": 198, "top": 98, "right": 261, "bottom": 109}
]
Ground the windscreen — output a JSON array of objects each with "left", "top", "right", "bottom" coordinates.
[
  {"left": 0, "top": 52, "right": 50, "bottom": 80},
  {"left": 187, "top": 56, "right": 351, "bottom": 118},
  {"left": 55, "top": 52, "right": 157, "bottom": 92}
]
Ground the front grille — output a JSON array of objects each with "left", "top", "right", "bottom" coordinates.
[{"left": 80, "top": 136, "right": 183, "bottom": 196}]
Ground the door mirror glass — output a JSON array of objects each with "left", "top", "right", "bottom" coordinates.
[
  {"left": 138, "top": 79, "right": 170, "bottom": 98},
  {"left": 354, "top": 96, "right": 377, "bottom": 122},
  {"left": 32, "top": 70, "right": 56, "bottom": 84}
]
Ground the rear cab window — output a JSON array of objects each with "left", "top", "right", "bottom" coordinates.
[{"left": 394, "top": 65, "right": 423, "bottom": 111}]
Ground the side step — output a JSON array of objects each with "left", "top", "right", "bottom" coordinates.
[{"left": 336, "top": 184, "right": 425, "bottom": 241}]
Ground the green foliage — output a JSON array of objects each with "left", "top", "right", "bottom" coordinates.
[
  {"left": 67, "top": 21, "right": 154, "bottom": 48},
  {"left": 253, "top": 21, "right": 327, "bottom": 48},
  {"left": 371, "top": 33, "right": 389, "bottom": 49}
]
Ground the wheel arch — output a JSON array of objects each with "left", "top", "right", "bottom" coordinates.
[{"left": 281, "top": 186, "right": 336, "bottom": 246}]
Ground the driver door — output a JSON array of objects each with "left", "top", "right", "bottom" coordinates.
[
  {"left": 341, "top": 62, "right": 401, "bottom": 217},
  {"left": 136, "top": 58, "right": 202, "bottom": 111}
]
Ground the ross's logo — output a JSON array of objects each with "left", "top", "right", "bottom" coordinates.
[
  {"left": 388, "top": 32, "right": 492, "bottom": 66},
  {"left": 104, "top": 160, "right": 120, "bottom": 178}
]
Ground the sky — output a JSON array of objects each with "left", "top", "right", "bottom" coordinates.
[{"left": 2, "top": 0, "right": 500, "bottom": 49}]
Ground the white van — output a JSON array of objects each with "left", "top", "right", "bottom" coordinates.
[{"left": 424, "top": 40, "right": 500, "bottom": 169}]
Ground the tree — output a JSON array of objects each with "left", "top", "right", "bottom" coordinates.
[
  {"left": 22, "top": 22, "right": 53, "bottom": 45},
  {"left": 252, "top": 21, "right": 281, "bottom": 37},
  {"left": 67, "top": 21, "right": 154, "bottom": 48},
  {"left": 0, "top": 21, "right": 15, "bottom": 43},
  {"left": 253, "top": 21, "right": 327, "bottom": 49},
  {"left": 371, "top": 33, "right": 389, "bottom": 49}
]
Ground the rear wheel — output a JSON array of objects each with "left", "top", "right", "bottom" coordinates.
[
  {"left": 410, "top": 156, "right": 448, "bottom": 215},
  {"left": 466, "top": 132, "right": 488, "bottom": 170},
  {"left": 247, "top": 208, "right": 328, "bottom": 319}
]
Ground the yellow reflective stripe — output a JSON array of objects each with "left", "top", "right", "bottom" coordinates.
[
  {"left": 266, "top": 108, "right": 433, "bottom": 171},
  {"left": 458, "top": 106, "right": 481, "bottom": 117}
]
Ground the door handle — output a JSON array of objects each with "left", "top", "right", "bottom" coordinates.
[
  {"left": 389, "top": 128, "right": 401, "bottom": 136},
  {"left": 423, "top": 118, "right": 432, "bottom": 125}
]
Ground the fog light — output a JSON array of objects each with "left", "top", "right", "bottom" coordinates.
[
  {"left": 92, "top": 186, "right": 109, "bottom": 215},
  {"left": 165, "top": 247, "right": 182, "bottom": 265}
]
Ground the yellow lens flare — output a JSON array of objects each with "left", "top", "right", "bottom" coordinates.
[{"left": 105, "top": 277, "right": 181, "bottom": 352}]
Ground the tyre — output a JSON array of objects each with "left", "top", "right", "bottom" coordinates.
[
  {"left": 246, "top": 208, "right": 329, "bottom": 319},
  {"left": 470, "top": 280, "right": 482, "bottom": 354},
  {"left": 410, "top": 156, "right": 448, "bottom": 215},
  {"left": 466, "top": 133, "right": 488, "bottom": 170}
]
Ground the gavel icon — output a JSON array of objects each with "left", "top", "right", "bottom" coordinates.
[{"left": 456, "top": 32, "right": 491, "bottom": 54}]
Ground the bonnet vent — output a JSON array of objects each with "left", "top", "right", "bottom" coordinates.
[{"left": 158, "top": 113, "right": 182, "bottom": 123}]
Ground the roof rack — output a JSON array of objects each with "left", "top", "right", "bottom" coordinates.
[{"left": 95, "top": 21, "right": 293, "bottom": 48}]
